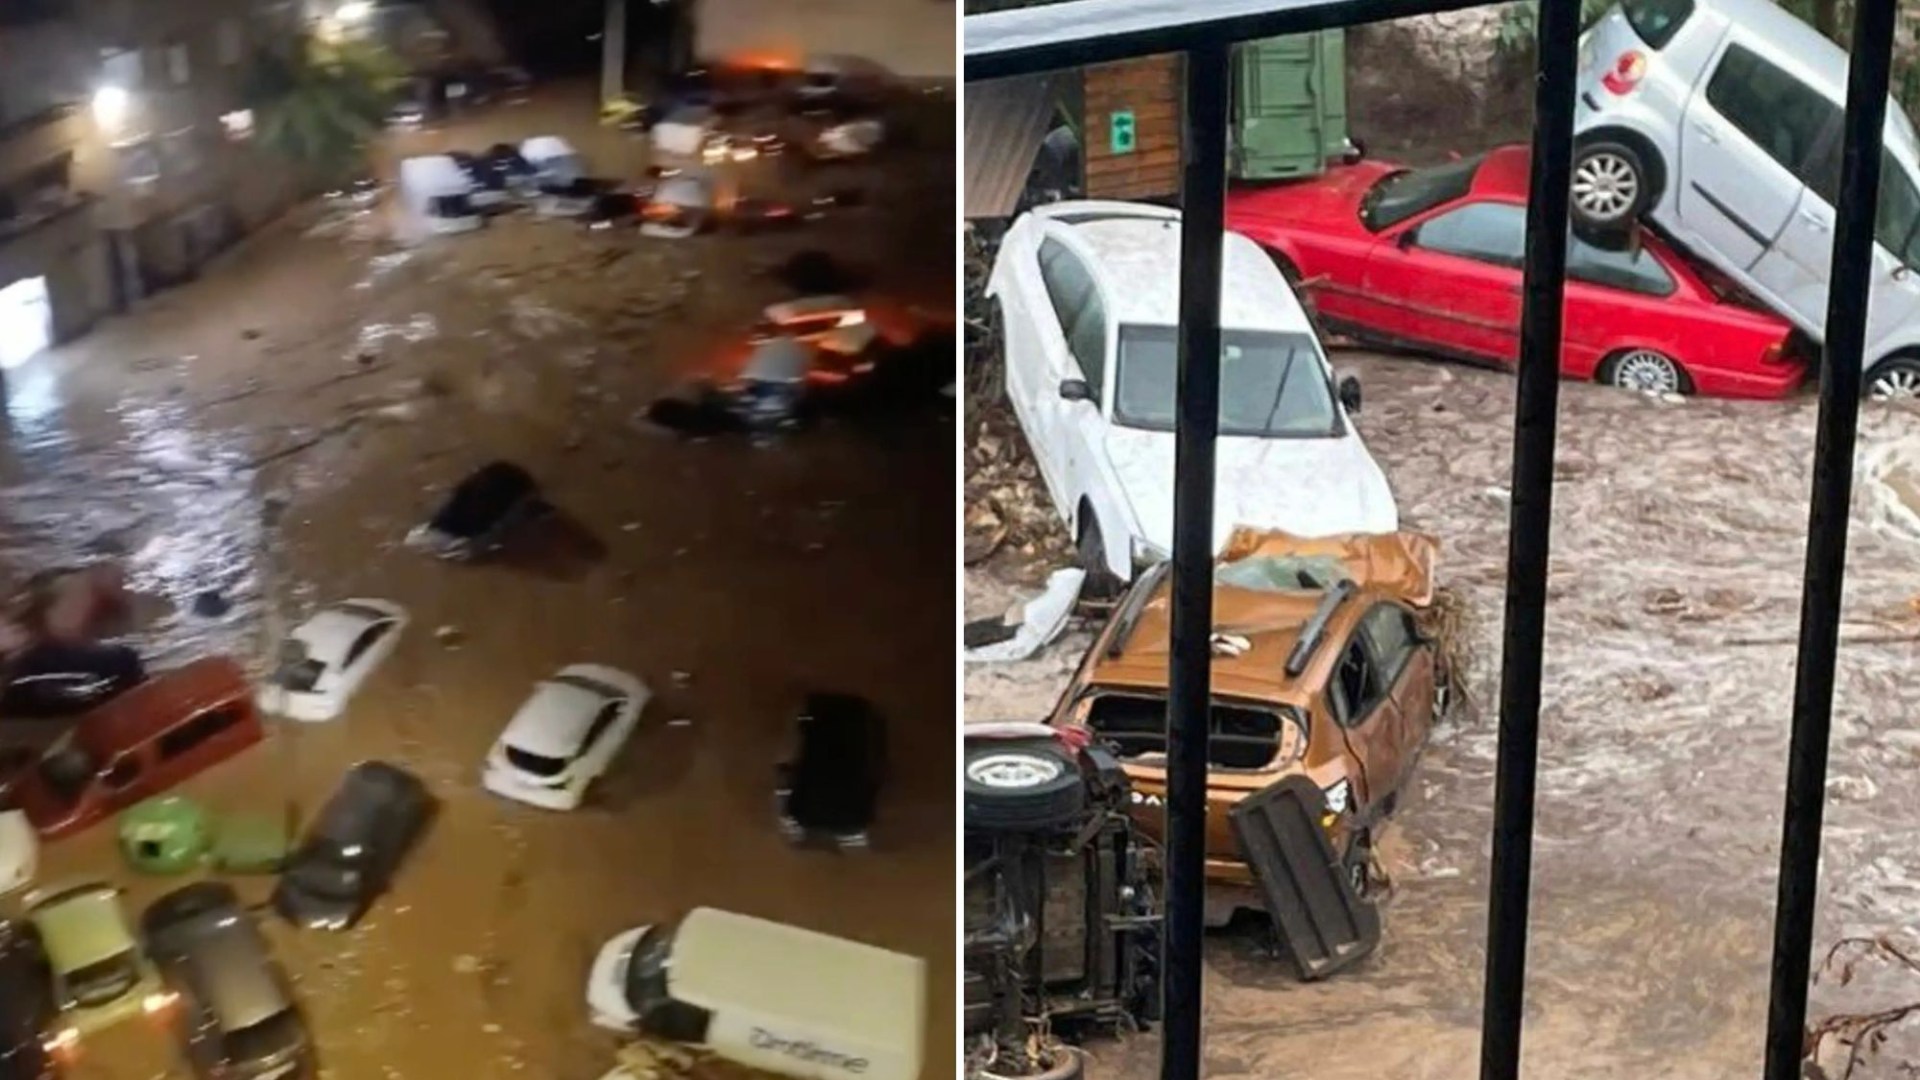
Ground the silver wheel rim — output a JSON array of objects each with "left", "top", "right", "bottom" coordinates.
[
  {"left": 1612, "top": 349, "right": 1680, "bottom": 394},
  {"left": 1573, "top": 152, "right": 1640, "bottom": 222},
  {"left": 1870, "top": 366, "right": 1920, "bottom": 399},
  {"left": 966, "top": 752, "right": 1062, "bottom": 789}
]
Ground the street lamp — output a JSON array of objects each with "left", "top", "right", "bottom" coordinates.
[{"left": 91, "top": 85, "right": 130, "bottom": 131}]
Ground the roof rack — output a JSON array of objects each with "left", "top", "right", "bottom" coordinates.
[
  {"left": 1104, "top": 559, "right": 1173, "bottom": 660},
  {"left": 1283, "top": 578, "right": 1357, "bottom": 677}
]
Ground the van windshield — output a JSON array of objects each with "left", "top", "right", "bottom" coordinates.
[
  {"left": 1114, "top": 327, "right": 1339, "bottom": 437},
  {"left": 1622, "top": 0, "right": 1693, "bottom": 49},
  {"left": 621, "top": 926, "right": 674, "bottom": 1011}
]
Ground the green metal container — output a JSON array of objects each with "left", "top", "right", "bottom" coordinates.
[{"left": 1231, "top": 30, "right": 1352, "bottom": 181}]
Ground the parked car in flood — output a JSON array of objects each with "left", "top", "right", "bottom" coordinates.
[
  {"left": 25, "top": 881, "right": 171, "bottom": 1048},
  {"left": 1228, "top": 144, "right": 1808, "bottom": 398},
  {"left": 1571, "top": 0, "right": 1920, "bottom": 397},
  {"left": 142, "top": 882, "right": 311, "bottom": 1080},
  {"left": 0, "top": 643, "right": 144, "bottom": 720},
  {"left": 273, "top": 762, "right": 434, "bottom": 932},
  {"left": 0, "top": 918, "right": 55, "bottom": 1080},
  {"left": 985, "top": 200, "right": 1399, "bottom": 596},
  {"left": 12, "top": 658, "right": 263, "bottom": 840}
]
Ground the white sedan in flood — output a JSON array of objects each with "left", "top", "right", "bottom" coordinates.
[
  {"left": 259, "top": 599, "right": 408, "bottom": 722},
  {"left": 482, "top": 666, "right": 648, "bottom": 811}
]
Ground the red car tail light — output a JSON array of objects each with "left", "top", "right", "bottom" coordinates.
[{"left": 1601, "top": 51, "right": 1648, "bottom": 94}]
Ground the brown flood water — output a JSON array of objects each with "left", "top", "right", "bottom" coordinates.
[{"left": 7, "top": 81, "right": 954, "bottom": 1080}]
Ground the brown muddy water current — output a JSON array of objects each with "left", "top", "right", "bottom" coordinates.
[{"left": 6, "top": 85, "right": 954, "bottom": 1080}]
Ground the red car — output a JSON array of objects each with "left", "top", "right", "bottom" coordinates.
[{"left": 1227, "top": 144, "right": 1807, "bottom": 399}]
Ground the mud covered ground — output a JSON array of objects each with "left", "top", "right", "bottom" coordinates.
[
  {"left": 7, "top": 80, "right": 955, "bottom": 1080},
  {"left": 965, "top": 350, "right": 1920, "bottom": 1078}
]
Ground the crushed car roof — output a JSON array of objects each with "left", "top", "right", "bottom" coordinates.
[{"left": 1089, "top": 530, "right": 1437, "bottom": 702}]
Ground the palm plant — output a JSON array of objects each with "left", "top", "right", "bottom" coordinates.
[{"left": 245, "top": 34, "right": 406, "bottom": 186}]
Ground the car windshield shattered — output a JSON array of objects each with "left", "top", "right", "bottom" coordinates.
[
  {"left": 1215, "top": 553, "right": 1352, "bottom": 591},
  {"left": 66, "top": 950, "right": 139, "bottom": 1006},
  {"left": 1359, "top": 155, "right": 1485, "bottom": 232},
  {"left": 1114, "top": 327, "right": 1339, "bottom": 437}
]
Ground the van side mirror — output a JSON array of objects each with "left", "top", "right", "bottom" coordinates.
[
  {"left": 1059, "top": 378, "right": 1093, "bottom": 402},
  {"left": 1338, "top": 374, "right": 1363, "bottom": 414}
]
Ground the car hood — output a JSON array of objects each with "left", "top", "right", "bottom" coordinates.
[
  {"left": 1104, "top": 426, "right": 1399, "bottom": 553},
  {"left": 1227, "top": 161, "right": 1398, "bottom": 239}
]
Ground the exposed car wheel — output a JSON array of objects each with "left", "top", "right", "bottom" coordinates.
[
  {"left": 1571, "top": 141, "right": 1650, "bottom": 235},
  {"left": 980, "top": 1043, "right": 1085, "bottom": 1080},
  {"left": 963, "top": 740, "right": 1085, "bottom": 831},
  {"left": 1076, "top": 513, "right": 1123, "bottom": 601},
  {"left": 1867, "top": 355, "right": 1920, "bottom": 400},
  {"left": 1603, "top": 348, "right": 1689, "bottom": 395}
]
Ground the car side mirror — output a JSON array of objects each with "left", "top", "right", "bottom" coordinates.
[
  {"left": 1338, "top": 374, "right": 1363, "bottom": 414},
  {"left": 1394, "top": 229, "right": 1417, "bottom": 251},
  {"left": 1059, "top": 378, "right": 1093, "bottom": 402}
]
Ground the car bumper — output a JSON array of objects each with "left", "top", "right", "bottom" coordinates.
[
  {"left": 1690, "top": 357, "right": 1811, "bottom": 400},
  {"left": 481, "top": 767, "right": 582, "bottom": 811}
]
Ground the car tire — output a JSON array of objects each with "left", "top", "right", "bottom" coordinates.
[
  {"left": 1570, "top": 140, "right": 1651, "bottom": 236},
  {"left": 979, "top": 1044, "right": 1085, "bottom": 1080},
  {"left": 1867, "top": 355, "right": 1920, "bottom": 400},
  {"left": 963, "top": 740, "right": 1085, "bottom": 831},
  {"left": 1076, "top": 513, "right": 1123, "bottom": 601},
  {"left": 1601, "top": 348, "right": 1690, "bottom": 395}
]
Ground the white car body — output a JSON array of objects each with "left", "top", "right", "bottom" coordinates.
[
  {"left": 1574, "top": 0, "right": 1920, "bottom": 392},
  {"left": 483, "top": 665, "right": 648, "bottom": 811},
  {"left": 260, "top": 599, "right": 408, "bottom": 722},
  {"left": 758, "top": 296, "right": 877, "bottom": 357},
  {"left": 586, "top": 925, "right": 650, "bottom": 1032},
  {"left": 986, "top": 200, "right": 1399, "bottom": 584},
  {"left": 520, "top": 135, "right": 585, "bottom": 188},
  {"left": 0, "top": 810, "right": 37, "bottom": 895}
]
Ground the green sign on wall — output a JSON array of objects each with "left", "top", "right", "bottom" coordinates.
[{"left": 1109, "top": 109, "right": 1137, "bottom": 154}]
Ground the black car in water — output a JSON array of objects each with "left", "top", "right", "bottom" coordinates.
[
  {"left": 0, "top": 643, "right": 145, "bottom": 719},
  {"left": 142, "top": 883, "right": 310, "bottom": 1080},
  {"left": 405, "top": 461, "right": 548, "bottom": 562},
  {"left": 776, "top": 693, "right": 887, "bottom": 848},
  {"left": 272, "top": 762, "right": 434, "bottom": 932},
  {"left": 0, "top": 920, "right": 54, "bottom": 1080}
]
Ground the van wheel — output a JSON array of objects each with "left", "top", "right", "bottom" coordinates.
[
  {"left": 1571, "top": 140, "right": 1650, "bottom": 234},
  {"left": 1602, "top": 348, "right": 1689, "bottom": 395},
  {"left": 1076, "top": 514, "right": 1122, "bottom": 601},
  {"left": 963, "top": 740, "right": 1085, "bottom": 831},
  {"left": 1867, "top": 355, "right": 1920, "bottom": 400}
]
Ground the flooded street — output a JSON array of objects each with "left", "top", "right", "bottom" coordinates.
[
  {"left": 9, "top": 81, "right": 954, "bottom": 1080},
  {"left": 966, "top": 350, "right": 1920, "bottom": 1078}
]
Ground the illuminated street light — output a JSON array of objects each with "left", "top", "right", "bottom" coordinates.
[{"left": 91, "top": 85, "right": 130, "bottom": 130}]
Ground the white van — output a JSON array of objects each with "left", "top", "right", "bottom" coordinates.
[
  {"left": 520, "top": 135, "right": 584, "bottom": 188},
  {"left": 586, "top": 907, "right": 924, "bottom": 1080},
  {"left": 1573, "top": 0, "right": 1920, "bottom": 396},
  {"left": 397, "top": 155, "right": 482, "bottom": 236}
]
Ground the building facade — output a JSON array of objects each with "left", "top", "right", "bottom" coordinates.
[{"left": 0, "top": 0, "right": 303, "bottom": 369}]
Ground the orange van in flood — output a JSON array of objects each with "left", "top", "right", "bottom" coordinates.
[{"left": 13, "top": 656, "right": 263, "bottom": 840}]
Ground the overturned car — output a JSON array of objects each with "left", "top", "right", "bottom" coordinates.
[{"left": 963, "top": 723, "right": 1159, "bottom": 1079}]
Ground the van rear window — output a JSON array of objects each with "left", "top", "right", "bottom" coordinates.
[{"left": 1622, "top": 0, "right": 1693, "bottom": 49}]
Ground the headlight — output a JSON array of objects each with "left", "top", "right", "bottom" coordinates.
[
  {"left": 1131, "top": 536, "right": 1170, "bottom": 573},
  {"left": 1322, "top": 778, "right": 1352, "bottom": 815}
]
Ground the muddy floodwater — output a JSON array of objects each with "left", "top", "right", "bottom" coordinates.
[
  {"left": 967, "top": 350, "right": 1920, "bottom": 1078},
  {"left": 7, "top": 82, "right": 954, "bottom": 1080}
]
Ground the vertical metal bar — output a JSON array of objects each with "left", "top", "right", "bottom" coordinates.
[
  {"left": 1160, "top": 40, "right": 1230, "bottom": 1080},
  {"left": 1763, "top": 1, "right": 1897, "bottom": 1075},
  {"left": 1476, "top": 0, "right": 1580, "bottom": 1075}
]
